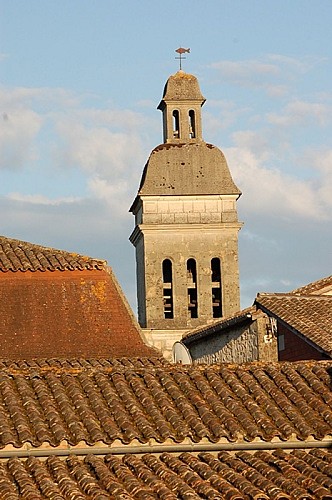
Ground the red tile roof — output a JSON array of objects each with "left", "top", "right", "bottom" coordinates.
[
  {"left": 0, "top": 236, "right": 157, "bottom": 359},
  {"left": 0, "top": 235, "right": 105, "bottom": 272},
  {"left": 1, "top": 449, "right": 332, "bottom": 499},
  {"left": 256, "top": 293, "right": 332, "bottom": 355},
  {"left": 291, "top": 275, "right": 332, "bottom": 296},
  {"left": 0, "top": 357, "right": 168, "bottom": 371},
  {"left": 0, "top": 360, "right": 330, "bottom": 450},
  {"left": 0, "top": 359, "right": 330, "bottom": 498}
]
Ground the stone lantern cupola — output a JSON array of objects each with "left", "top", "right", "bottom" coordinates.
[
  {"left": 130, "top": 69, "right": 243, "bottom": 359},
  {"left": 158, "top": 70, "right": 205, "bottom": 143}
]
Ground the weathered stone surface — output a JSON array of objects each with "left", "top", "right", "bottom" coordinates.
[
  {"left": 188, "top": 315, "right": 278, "bottom": 364},
  {"left": 130, "top": 71, "right": 242, "bottom": 356},
  {"left": 138, "top": 142, "right": 241, "bottom": 197}
]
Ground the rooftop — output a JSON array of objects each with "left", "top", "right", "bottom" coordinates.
[
  {"left": 0, "top": 358, "right": 331, "bottom": 498},
  {"left": 0, "top": 235, "right": 105, "bottom": 273},
  {"left": 182, "top": 306, "right": 256, "bottom": 344},
  {"left": 0, "top": 236, "right": 157, "bottom": 359},
  {"left": 256, "top": 293, "right": 332, "bottom": 355},
  {"left": 0, "top": 359, "right": 330, "bottom": 450},
  {"left": 137, "top": 142, "right": 241, "bottom": 198},
  {"left": 291, "top": 275, "right": 332, "bottom": 296},
  {"left": 159, "top": 70, "right": 205, "bottom": 104},
  {"left": 2, "top": 448, "right": 332, "bottom": 499}
]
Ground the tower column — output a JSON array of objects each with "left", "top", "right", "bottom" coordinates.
[{"left": 130, "top": 70, "right": 242, "bottom": 359}]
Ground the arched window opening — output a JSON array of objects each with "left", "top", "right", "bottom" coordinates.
[
  {"left": 189, "top": 110, "right": 196, "bottom": 138},
  {"left": 187, "top": 259, "right": 198, "bottom": 318},
  {"left": 172, "top": 110, "right": 180, "bottom": 138},
  {"left": 162, "top": 259, "right": 173, "bottom": 319},
  {"left": 211, "top": 258, "right": 222, "bottom": 318},
  {"left": 163, "top": 259, "right": 172, "bottom": 283}
]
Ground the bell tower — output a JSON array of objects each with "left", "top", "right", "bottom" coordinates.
[
  {"left": 158, "top": 69, "right": 205, "bottom": 143},
  {"left": 130, "top": 69, "right": 242, "bottom": 359}
]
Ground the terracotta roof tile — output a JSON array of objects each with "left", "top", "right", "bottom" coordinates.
[
  {"left": 0, "top": 236, "right": 105, "bottom": 272},
  {"left": 0, "top": 360, "right": 330, "bottom": 449},
  {"left": 291, "top": 275, "right": 332, "bottom": 296},
  {"left": 255, "top": 294, "right": 332, "bottom": 355},
  {"left": 0, "top": 449, "right": 331, "bottom": 499}
]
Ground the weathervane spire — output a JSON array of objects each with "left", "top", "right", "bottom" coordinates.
[{"left": 175, "top": 47, "right": 190, "bottom": 70}]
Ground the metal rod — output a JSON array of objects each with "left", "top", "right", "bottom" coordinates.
[{"left": 0, "top": 439, "right": 331, "bottom": 459}]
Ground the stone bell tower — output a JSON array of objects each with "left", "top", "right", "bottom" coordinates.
[{"left": 130, "top": 69, "right": 242, "bottom": 358}]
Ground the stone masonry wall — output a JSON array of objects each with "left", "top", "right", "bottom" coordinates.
[
  {"left": 189, "top": 316, "right": 278, "bottom": 364},
  {"left": 134, "top": 195, "right": 242, "bottom": 330},
  {"left": 138, "top": 195, "right": 238, "bottom": 225}
]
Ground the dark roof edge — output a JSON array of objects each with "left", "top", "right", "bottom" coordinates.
[{"left": 182, "top": 308, "right": 256, "bottom": 345}]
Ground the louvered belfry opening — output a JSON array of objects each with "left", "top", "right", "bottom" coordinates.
[
  {"left": 162, "top": 259, "right": 174, "bottom": 319},
  {"left": 187, "top": 258, "right": 198, "bottom": 318},
  {"left": 189, "top": 109, "right": 196, "bottom": 138},
  {"left": 211, "top": 257, "right": 222, "bottom": 318},
  {"left": 172, "top": 110, "right": 180, "bottom": 138}
]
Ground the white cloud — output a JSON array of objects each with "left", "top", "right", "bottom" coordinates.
[
  {"left": 211, "top": 59, "right": 280, "bottom": 80},
  {"left": 266, "top": 54, "right": 318, "bottom": 72},
  {"left": 7, "top": 192, "right": 81, "bottom": 205},
  {"left": 54, "top": 121, "right": 144, "bottom": 177},
  {"left": 311, "top": 149, "right": 332, "bottom": 207},
  {"left": 0, "top": 108, "right": 42, "bottom": 169},
  {"left": 231, "top": 130, "right": 272, "bottom": 163},
  {"left": 204, "top": 100, "right": 251, "bottom": 134},
  {"left": 88, "top": 176, "right": 133, "bottom": 216},
  {"left": 0, "top": 86, "right": 80, "bottom": 111},
  {"left": 264, "top": 84, "right": 289, "bottom": 98},
  {"left": 209, "top": 54, "right": 323, "bottom": 97},
  {"left": 0, "top": 84, "right": 151, "bottom": 200},
  {"left": 226, "top": 145, "right": 330, "bottom": 221},
  {"left": 0, "top": 86, "right": 85, "bottom": 170},
  {"left": 267, "top": 100, "right": 331, "bottom": 127}
]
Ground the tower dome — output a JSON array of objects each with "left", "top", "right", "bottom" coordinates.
[{"left": 158, "top": 70, "right": 206, "bottom": 104}]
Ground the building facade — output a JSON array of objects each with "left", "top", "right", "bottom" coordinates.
[
  {"left": 255, "top": 285, "right": 332, "bottom": 361},
  {"left": 173, "top": 307, "right": 278, "bottom": 364},
  {"left": 130, "top": 70, "right": 242, "bottom": 357}
]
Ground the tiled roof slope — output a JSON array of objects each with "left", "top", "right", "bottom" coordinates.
[
  {"left": 0, "top": 360, "right": 331, "bottom": 449},
  {"left": 291, "top": 275, "right": 332, "bottom": 296},
  {"left": 0, "top": 236, "right": 156, "bottom": 359},
  {"left": 0, "top": 235, "right": 105, "bottom": 272},
  {"left": 0, "top": 357, "right": 168, "bottom": 371},
  {"left": 256, "top": 294, "right": 332, "bottom": 355},
  {"left": 0, "top": 267, "right": 156, "bottom": 359},
  {"left": 1, "top": 449, "right": 332, "bottom": 499}
]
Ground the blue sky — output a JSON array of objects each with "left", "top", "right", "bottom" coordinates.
[{"left": 1, "top": 0, "right": 331, "bottom": 310}]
